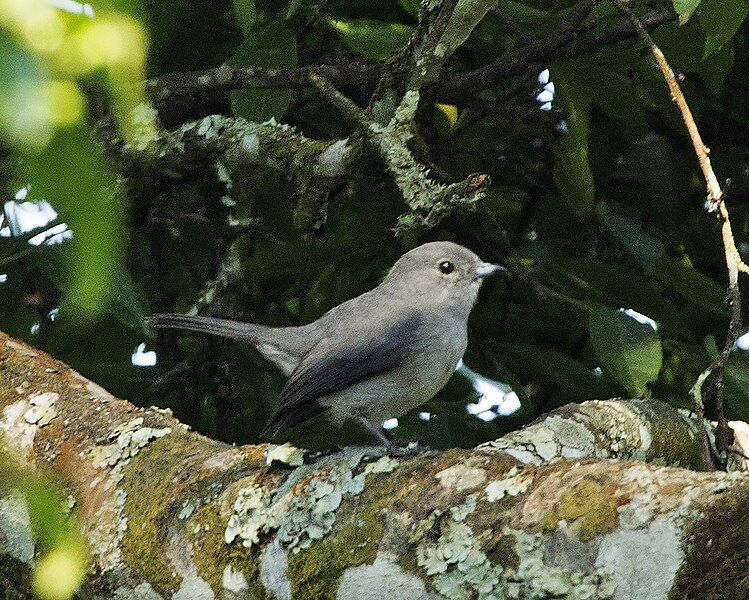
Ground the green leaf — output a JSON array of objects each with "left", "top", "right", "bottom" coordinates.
[
  {"left": 549, "top": 72, "right": 596, "bottom": 217},
  {"left": 701, "top": 0, "right": 749, "bottom": 57},
  {"left": 600, "top": 211, "right": 665, "bottom": 261},
  {"left": 588, "top": 307, "right": 663, "bottom": 396},
  {"left": 233, "top": 0, "right": 258, "bottom": 33},
  {"left": 328, "top": 18, "right": 414, "bottom": 59},
  {"left": 721, "top": 352, "right": 749, "bottom": 421},
  {"left": 285, "top": 0, "right": 304, "bottom": 19},
  {"left": 644, "top": 258, "right": 729, "bottom": 317},
  {"left": 229, "top": 18, "right": 297, "bottom": 121},
  {"left": 502, "top": 343, "right": 617, "bottom": 401},
  {"left": 20, "top": 127, "right": 123, "bottom": 319},
  {"left": 399, "top": 0, "right": 420, "bottom": 16},
  {"left": 699, "top": 42, "right": 735, "bottom": 95},
  {"left": 145, "top": 0, "right": 242, "bottom": 75},
  {"left": 673, "top": 0, "right": 701, "bottom": 24}
]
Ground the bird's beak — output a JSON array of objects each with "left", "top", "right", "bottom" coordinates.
[{"left": 475, "top": 262, "right": 506, "bottom": 278}]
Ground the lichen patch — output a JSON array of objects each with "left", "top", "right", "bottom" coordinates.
[
  {"left": 436, "top": 463, "right": 486, "bottom": 492},
  {"left": 485, "top": 467, "right": 533, "bottom": 502},
  {"left": 260, "top": 537, "right": 291, "bottom": 600},
  {"left": 23, "top": 391, "right": 58, "bottom": 426},
  {"left": 266, "top": 443, "right": 305, "bottom": 467},
  {"left": 225, "top": 448, "right": 371, "bottom": 553},
  {"left": 0, "top": 400, "right": 36, "bottom": 459}
]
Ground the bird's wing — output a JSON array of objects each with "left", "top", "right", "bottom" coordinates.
[{"left": 266, "top": 311, "right": 422, "bottom": 435}]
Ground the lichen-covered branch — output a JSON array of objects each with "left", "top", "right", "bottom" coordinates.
[
  {"left": 109, "top": 112, "right": 362, "bottom": 233},
  {"left": 2, "top": 330, "right": 749, "bottom": 599}
]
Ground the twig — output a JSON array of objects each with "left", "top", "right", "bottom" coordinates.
[
  {"left": 610, "top": 0, "right": 746, "bottom": 470},
  {"left": 439, "top": 8, "right": 674, "bottom": 103},
  {"left": 147, "top": 62, "right": 379, "bottom": 103},
  {"left": 440, "top": 0, "right": 599, "bottom": 102},
  {"left": 309, "top": 73, "right": 369, "bottom": 127},
  {"left": 490, "top": 7, "right": 535, "bottom": 46}
]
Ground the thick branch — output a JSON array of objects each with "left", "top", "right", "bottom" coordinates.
[
  {"left": 106, "top": 112, "right": 361, "bottom": 233},
  {"left": 2, "top": 331, "right": 749, "bottom": 598}
]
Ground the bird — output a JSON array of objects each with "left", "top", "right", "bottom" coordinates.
[{"left": 146, "top": 241, "right": 505, "bottom": 448}]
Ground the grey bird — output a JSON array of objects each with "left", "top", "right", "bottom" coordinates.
[{"left": 146, "top": 241, "right": 504, "bottom": 447}]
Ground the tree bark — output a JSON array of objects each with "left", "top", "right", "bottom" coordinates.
[{"left": 1, "top": 330, "right": 748, "bottom": 600}]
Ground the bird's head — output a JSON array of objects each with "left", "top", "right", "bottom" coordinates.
[{"left": 383, "top": 241, "right": 505, "bottom": 317}]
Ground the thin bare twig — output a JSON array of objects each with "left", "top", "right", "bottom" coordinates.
[
  {"left": 490, "top": 7, "right": 535, "bottom": 46},
  {"left": 611, "top": 0, "right": 747, "bottom": 470}
]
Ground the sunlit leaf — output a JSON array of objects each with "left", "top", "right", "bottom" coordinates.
[
  {"left": 328, "top": 18, "right": 413, "bottom": 59},
  {"left": 673, "top": 0, "right": 701, "bottom": 24},
  {"left": 588, "top": 306, "right": 663, "bottom": 396}
]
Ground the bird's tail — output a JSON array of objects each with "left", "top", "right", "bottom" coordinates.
[{"left": 146, "top": 314, "right": 273, "bottom": 343}]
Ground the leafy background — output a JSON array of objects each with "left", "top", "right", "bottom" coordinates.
[{"left": 2, "top": 0, "right": 749, "bottom": 458}]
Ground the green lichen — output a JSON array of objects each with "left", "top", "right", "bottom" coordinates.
[
  {"left": 287, "top": 495, "right": 386, "bottom": 599},
  {"left": 669, "top": 489, "right": 749, "bottom": 599},
  {"left": 119, "top": 434, "right": 216, "bottom": 595},
  {"left": 536, "top": 477, "right": 619, "bottom": 542},
  {"left": 186, "top": 490, "right": 265, "bottom": 598}
]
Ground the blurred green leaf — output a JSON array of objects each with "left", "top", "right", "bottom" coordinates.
[
  {"left": 20, "top": 127, "right": 122, "bottom": 318},
  {"left": 0, "top": 452, "right": 88, "bottom": 600},
  {"left": 588, "top": 306, "right": 663, "bottom": 396},
  {"left": 328, "top": 18, "right": 414, "bottom": 59},
  {"left": 0, "top": 31, "right": 48, "bottom": 150},
  {"left": 701, "top": 0, "right": 748, "bottom": 57},
  {"left": 230, "top": 18, "right": 297, "bottom": 121}
]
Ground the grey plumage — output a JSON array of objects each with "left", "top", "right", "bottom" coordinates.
[{"left": 146, "top": 241, "right": 504, "bottom": 445}]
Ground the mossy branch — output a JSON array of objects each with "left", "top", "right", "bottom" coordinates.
[{"left": 2, "top": 331, "right": 749, "bottom": 598}]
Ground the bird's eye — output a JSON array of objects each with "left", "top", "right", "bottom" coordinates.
[{"left": 439, "top": 261, "right": 454, "bottom": 274}]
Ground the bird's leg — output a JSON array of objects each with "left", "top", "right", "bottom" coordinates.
[{"left": 357, "top": 417, "right": 399, "bottom": 451}]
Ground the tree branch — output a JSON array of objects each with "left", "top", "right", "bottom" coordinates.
[
  {"left": 1, "top": 331, "right": 749, "bottom": 598},
  {"left": 147, "top": 61, "right": 379, "bottom": 104},
  {"left": 142, "top": 10, "right": 675, "bottom": 117},
  {"left": 438, "top": 8, "right": 675, "bottom": 104}
]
